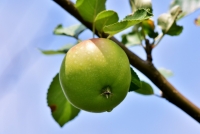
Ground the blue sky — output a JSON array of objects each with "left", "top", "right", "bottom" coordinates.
[{"left": 0, "top": 0, "right": 200, "bottom": 134}]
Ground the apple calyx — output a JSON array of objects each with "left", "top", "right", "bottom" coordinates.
[{"left": 101, "top": 86, "right": 112, "bottom": 99}]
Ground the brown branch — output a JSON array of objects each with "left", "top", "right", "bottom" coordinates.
[
  {"left": 53, "top": 0, "right": 200, "bottom": 123},
  {"left": 144, "top": 39, "right": 153, "bottom": 62}
]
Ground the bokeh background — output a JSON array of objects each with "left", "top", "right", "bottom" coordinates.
[{"left": 0, "top": 0, "right": 200, "bottom": 133}]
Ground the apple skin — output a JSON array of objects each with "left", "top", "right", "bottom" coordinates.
[{"left": 59, "top": 38, "right": 131, "bottom": 113}]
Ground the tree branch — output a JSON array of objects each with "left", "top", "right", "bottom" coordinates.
[{"left": 53, "top": 0, "right": 200, "bottom": 123}]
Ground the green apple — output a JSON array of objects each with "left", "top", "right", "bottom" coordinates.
[{"left": 59, "top": 38, "right": 131, "bottom": 113}]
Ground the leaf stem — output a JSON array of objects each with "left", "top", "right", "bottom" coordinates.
[
  {"left": 152, "top": 33, "right": 164, "bottom": 48},
  {"left": 153, "top": 9, "right": 182, "bottom": 48}
]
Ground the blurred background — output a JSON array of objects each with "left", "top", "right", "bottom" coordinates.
[{"left": 0, "top": 0, "right": 200, "bottom": 133}]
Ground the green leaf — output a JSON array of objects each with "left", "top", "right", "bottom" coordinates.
[
  {"left": 129, "top": 0, "right": 153, "bottom": 13},
  {"left": 158, "top": 6, "right": 183, "bottom": 36},
  {"left": 129, "top": 68, "right": 141, "bottom": 91},
  {"left": 121, "top": 29, "right": 142, "bottom": 47},
  {"left": 104, "top": 9, "right": 153, "bottom": 38},
  {"left": 170, "top": 0, "right": 200, "bottom": 18},
  {"left": 166, "top": 23, "right": 183, "bottom": 35},
  {"left": 40, "top": 50, "right": 66, "bottom": 55},
  {"left": 141, "top": 19, "right": 158, "bottom": 38},
  {"left": 123, "top": 9, "right": 152, "bottom": 21},
  {"left": 47, "top": 74, "right": 80, "bottom": 127},
  {"left": 158, "top": 68, "right": 173, "bottom": 78},
  {"left": 54, "top": 24, "right": 86, "bottom": 38},
  {"left": 94, "top": 10, "right": 119, "bottom": 34},
  {"left": 195, "top": 15, "right": 200, "bottom": 26},
  {"left": 76, "top": 0, "right": 106, "bottom": 23},
  {"left": 134, "top": 81, "right": 154, "bottom": 95},
  {"left": 122, "top": 19, "right": 158, "bottom": 46},
  {"left": 158, "top": 13, "right": 173, "bottom": 33},
  {"left": 39, "top": 44, "right": 73, "bottom": 55}
]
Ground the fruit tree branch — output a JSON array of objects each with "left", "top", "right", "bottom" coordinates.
[{"left": 53, "top": 0, "right": 200, "bottom": 123}]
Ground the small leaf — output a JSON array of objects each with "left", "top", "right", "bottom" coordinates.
[
  {"left": 94, "top": 10, "right": 119, "bottom": 34},
  {"left": 141, "top": 19, "right": 158, "bottom": 38},
  {"left": 166, "top": 23, "right": 183, "bottom": 35},
  {"left": 76, "top": 0, "right": 106, "bottom": 23},
  {"left": 170, "top": 5, "right": 181, "bottom": 16},
  {"left": 40, "top": 50, "right": 66, "bottom": 55},
  {"left": 195, "top": 15, "right": 200, "bottom": 26},
  {"left": 123, "top": 9, "right": 152, "bottom": 21},
  {"left": 129, "top": 67, "right": 141, "bottom": 91},
  {"left": 170, "top": 0, "right": 200, "bottom": 18},
  {"left": 129, "top": 0, "right": 153, "bottom": 13},
  {"left": 158, "top": 68, "right": 173, "bottom": 78},
  {"left": 121, "top": 29, "right": 142, "bottom": 47},
  {"left": 134, "top": 81, "right": 154, "bottom": 95},
  {"left": 39, "top": 44, "right": 73, "bottom": 55},
  {"left": 158, "top": 13, "right": 173, "bottom": 33},
  {"left": 47, "top": 74, "right": 80, "bottom": 127},
  {"left": 104, "top": 9, "right": 153, "bottom": 38},
  {"left": 121, "top": 24, "right": 143, "bottom": 47},
  {"left": 54, "top": 24, "right": 86, "bottom": 38},
  {"left": 158, "top": 6, "right": 183, "bottom": 36}
]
